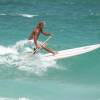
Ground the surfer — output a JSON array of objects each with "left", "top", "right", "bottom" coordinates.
[{"left": 28, "top": 21, "right": 56, "bottom": 55}]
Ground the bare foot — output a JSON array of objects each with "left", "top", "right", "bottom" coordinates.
[{"left": 52, "top": 51, "right": 58, "bottom": 56}]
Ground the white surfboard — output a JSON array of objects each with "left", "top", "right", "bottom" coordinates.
[{"left": 42, "top": 44, "right": 100, "bottom": 60}]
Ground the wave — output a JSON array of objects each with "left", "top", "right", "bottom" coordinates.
[
  {"left": 16, "top": 13, "right": 38, "bottom": 18},
  {"left": 0, "top": 13, "right": 7, "bottom": 16},
  {"left": 0, "top": 97, "right": 30, "bottom": 100},
  {"left": 0, "top": 13, "right": 38, "bottom": 18},
  {"left": 0, "top": 0, "right": 36, "bottom": 4},
  {"left": 0, "top": 40, "right": 58, "bottom": 76}
]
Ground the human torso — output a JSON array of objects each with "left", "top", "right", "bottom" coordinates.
[{"left": 29, "top": 27, "right": 42, "bottom": 40}]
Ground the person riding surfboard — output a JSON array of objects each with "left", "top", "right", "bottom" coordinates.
[{"left": 28, "top": 21, "right": 56, "bottom": 55}]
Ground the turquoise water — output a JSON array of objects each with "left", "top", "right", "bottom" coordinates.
[{"left": 0, "top": 0, "right": 100, "bottom": 100}]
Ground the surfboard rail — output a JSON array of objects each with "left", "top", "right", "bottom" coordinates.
[{"left": 42, "top": 44, "right": 100, "bottom": 60}]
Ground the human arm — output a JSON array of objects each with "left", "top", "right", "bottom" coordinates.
[
  {"left": 41, "top": 29, "right": 52, "bottom": 36},
  {"left": 42, "top": 32, "right": 51, "bottom": 36}
]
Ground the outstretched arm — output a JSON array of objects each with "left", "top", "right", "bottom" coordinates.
[
  {"left": 42, "top": 32, "right": 51, "bottom": 36},
  {"left": 41, "top": 29, "right": 51, "bottom": 36}
]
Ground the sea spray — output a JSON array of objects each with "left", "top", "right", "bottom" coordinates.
[{"left": 0, "top": 40, "right": 58, "bottom": 75}]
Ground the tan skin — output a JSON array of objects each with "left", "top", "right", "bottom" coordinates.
[{"left": 28, "top": 22, "right": 55, "bottom": 54}]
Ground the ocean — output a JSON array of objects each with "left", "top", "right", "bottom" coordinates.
[{"left": 0, "top": 0, "right": 100, "bottom": 100}]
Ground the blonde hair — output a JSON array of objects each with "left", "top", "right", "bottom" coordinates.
[{"left": 37, "top": 21, "right": 44, "bottom": 28}]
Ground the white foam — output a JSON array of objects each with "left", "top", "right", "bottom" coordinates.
[
  {"left": 0, "top": 13, "right": 38, "bottom": 18},
  {"left": 0, "top": 97, "right": 30, "bottom": 100},
  {"left": 0, "top": 40, "right": 58, "bottom": 76},
  {"left": 0, "top": 45, "right": 18, "bottom": 55},
  {"left": 17, "top": 14, "right": 38, "bottom": 18},
  {"left": 17, "top": 54, "right": 57, "bottom": 76},
  {"left": 0, "top": 13, "right": 7, "bottom": 16}
]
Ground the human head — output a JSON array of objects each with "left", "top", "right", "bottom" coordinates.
[{"left": 37, "top": 21, "right": 44, "bottom": 28}]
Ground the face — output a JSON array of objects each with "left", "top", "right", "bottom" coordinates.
[
  {"left": 39, "top": 22, "right": 44, "bottom": 28},
  {"left": 38, "top": 22, "right": 44, "bottom": 28}
]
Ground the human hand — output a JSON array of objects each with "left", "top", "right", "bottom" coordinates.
[
  {"left": 47, "top": 33, "right": 52, "bottom": 36},
  {"left": 42, "top": 43, "right": 46, "bottom": 47}
]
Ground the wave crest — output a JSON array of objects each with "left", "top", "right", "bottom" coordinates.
[{"left": 0, "top": 13, "right": 38, "bottom": 18}]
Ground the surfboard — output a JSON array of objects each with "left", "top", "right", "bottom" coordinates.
[{"left": 42, "top": 44, "right": 100, "bottom": 60}]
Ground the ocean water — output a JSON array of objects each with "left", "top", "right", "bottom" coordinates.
[{"left": 0, "top": 0, "right": 100, "bottom": 100}]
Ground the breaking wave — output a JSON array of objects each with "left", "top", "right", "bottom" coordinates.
[{"left": 0, "top": 40, "right": 58, "bottom": 76}]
